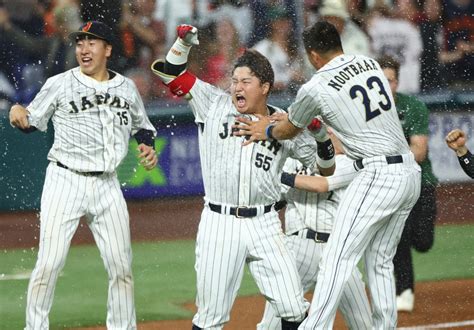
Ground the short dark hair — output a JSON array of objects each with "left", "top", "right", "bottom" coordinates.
[
  {"left": 302, "top": 21, "right": 343, "bottom": 54},
  {"left": 233, "top": 49, "right": 274, "bottom": 91},
  {"left": 377, "top": 55, "right": 400, "bottom": 80}
]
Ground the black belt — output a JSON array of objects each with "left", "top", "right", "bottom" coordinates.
[
  {"left": 56, "top": 162, "right": 104, "bottom": 177},
  {"left": 355, "top": 155, "right": 403, "bottom": 170},
  {"left": 209, "top": 202, "right": 274, "bottom": 218},
  {"left": 292, "top": 229, "right": 330, "bottom": 243}
]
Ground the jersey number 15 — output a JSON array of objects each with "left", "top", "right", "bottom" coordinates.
[{"left": 116, "top": 111, "right": 129, "bottom": 125}]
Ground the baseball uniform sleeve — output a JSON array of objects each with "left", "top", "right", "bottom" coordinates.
[
  {"left": 26, "top": 73, "right": 63, "bottom": 131},
  {"left": 326, "top": 155, "right": 358, "bottom": 191},
  {"left": 188, "top": 79, "right": 228, "bottom": 123},
  {"left": 288, "top": 130, "right": 318, "bottom": 168},
  {"left": 288, "top": 83, "right": 321, "bottom": 128},
  {"left": 129, "top": 81, "right": 157, "bottom": 136}
]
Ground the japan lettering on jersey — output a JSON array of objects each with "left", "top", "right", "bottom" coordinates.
[
  {"left": 288, "top": 54, "right": 410, "bottom": 160},
  {"left": 27, "top": 67, "right": 156, "bottom": 173},
  {"left": 187, "top": 78, "right": 318, "bottom": 206}
]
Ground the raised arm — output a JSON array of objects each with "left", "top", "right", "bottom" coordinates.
[
  {"left": 446, "top": 129, "right": 474, "bottom": 179},
  {"left": 150, "top": 24, "right": 199, "bottom": 97},
  {"left": 446, "top": 129, "right": 469, "bottom": 157}
]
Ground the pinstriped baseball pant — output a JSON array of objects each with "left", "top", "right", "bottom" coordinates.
[
  {"left": 300, "top": 156, "right": 421, "bottom": 330},
  {"left": 192, "top": 207, "right": 309, "bottom": 329},
  {"left": 25, "top": 163, "right": 136, "bottom": 330},
  {"left": 258, "top": 234, "right": 372, "bottom": 329}
]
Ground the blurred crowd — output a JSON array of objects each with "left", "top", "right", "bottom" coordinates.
[{"left": 0, "top": 0, "right": 472, "bottom": 106}]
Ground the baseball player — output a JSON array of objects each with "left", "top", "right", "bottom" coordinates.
[
  {"left": 9, "top": 21, "right": 157, "bottom": 329},
  {"left": 446, "top": 129, "right": 474, "bottom": 179},
  {"left": 150, "top": 25, "right": 335, "bottom": 329},
  {"left": 234, "top": 21, "right": 421, "bottom": 329},
  {"left": 258, "top": 131, "right": 372, "bottom": 330}
]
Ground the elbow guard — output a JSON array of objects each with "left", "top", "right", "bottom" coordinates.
[{"left": 151, "top": 59, "right": 196, "bottom": 97}]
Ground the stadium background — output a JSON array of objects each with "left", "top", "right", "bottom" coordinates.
[{"left": 1, "top": 0, "right": 473, "bottom": 329}]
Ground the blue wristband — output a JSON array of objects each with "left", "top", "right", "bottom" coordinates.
[
  {"left": 265, "top": 124, "right": 275, "bottom": 139},
  {"left": 281, "top": 172, "right": 296, "bottom": 187}
]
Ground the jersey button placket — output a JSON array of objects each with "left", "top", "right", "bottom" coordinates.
[{"left": 99, "top": 87, "right": 115, "bottom": 173}]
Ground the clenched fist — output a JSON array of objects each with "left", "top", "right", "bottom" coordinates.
[{"left": 177, "top": 24, "right": 199, "bottom": 46}]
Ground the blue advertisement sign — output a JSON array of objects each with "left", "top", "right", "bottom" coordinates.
[{"left": 117, "top": 122, "right": 204, "bottom": 199}]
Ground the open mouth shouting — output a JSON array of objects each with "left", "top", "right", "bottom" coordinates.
[{"left": 235, "top": 94, "right": 246, "bottom": 109}]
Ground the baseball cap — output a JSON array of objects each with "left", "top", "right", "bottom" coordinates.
[
  {"left": 69, "top": 21, "right": 114, "bottom": 44},
  {"left": 319, "top": 0, "right": 349, "bottom": 19}
]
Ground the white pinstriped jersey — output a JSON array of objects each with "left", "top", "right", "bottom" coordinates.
[
  {"left": 289, "top": 54, "right": 410, "bottom": 160},
  {"left": 27, "top": 67, "right": 156, "bottom": 173},
  {"left": 188, "top": 79, "right": 318, "bottom": 206},
  {"left": 283, "top": 155, "right": 352, "bottom": 235}
]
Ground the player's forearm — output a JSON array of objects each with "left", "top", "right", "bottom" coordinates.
[
  {"left": 163, "top": 25, "right": 198, "bottom": 75},
  {"left": 281, "top": 172, "right": 329, "bottom": 192},
  {"left": 151, "top": 25, "right": 198, "bottom": 97},
  {"left": 410, "top": 144, "right": 427, "bottom": 163},
  {"left": 409, "top": 135, "right": 428, "bottom": 163},
  {"left": 317, "top": 163, "right": 335, "bottom": 176},
  {"left": 295, "top": 175, "right": 329, "bottom": 193},
  {"left": 162, "top": 38, "right": 189, "bottom": 76},
  {"left": 455, "top": 146, "right": 469, "bottom": 157},
  {"left": 271, "top": 119, "right": 302, "bottom": 140}
]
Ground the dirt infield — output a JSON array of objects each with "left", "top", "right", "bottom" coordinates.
[
  {"left": 1, "top": 183, "right": 473, "bottom": 249},
  {"left": 1, "top": 183, "right": 473, "bottom": 329}
]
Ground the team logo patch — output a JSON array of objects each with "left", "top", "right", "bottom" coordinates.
[{"left": 82, "top": 22, "right": 93, "bottom": 32}]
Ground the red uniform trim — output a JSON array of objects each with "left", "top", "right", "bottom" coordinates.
[{"left": 167, "top": 71, "right": 197, "bottom": 97}]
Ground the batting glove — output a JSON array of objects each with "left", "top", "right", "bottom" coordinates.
[
  {"left": 307, "top": 118, "right": 329, "bottom": 142},
  {"left": 177, "top": 24, "right": 199, "bottom": 46}
]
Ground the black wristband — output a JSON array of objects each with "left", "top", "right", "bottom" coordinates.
[
  {"left": 164, "top": 61, "right": 187, "bottom": 76},
  {"left": 281, "top": 172, "right": 296, "bottom": 187},
  {"left": 134, "top": 129, "right": 155, "bottom": 148},
  {"left": 317, "top": 139, "right": 335, "bottom": 160}
]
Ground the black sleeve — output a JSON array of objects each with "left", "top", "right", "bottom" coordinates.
[
  {"left": 458, "top": 150, "right": 474, "bottom": 179},
  {"left": 134, "top": 129, "right": 155, "bottom": 148},
  {"left": 317, "top": 139, "right": 335, "bottom": 160},
  {"left": 164, "top": 62, "right": 187, "bottom": 76}
]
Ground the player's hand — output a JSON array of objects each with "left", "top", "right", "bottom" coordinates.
[
  {"left": 446, "top": 129, "right": 468, "bottom": 156},
  {"left": 137, "top": 143, "right": 158, "bottom": 170},
  {"left": 177, "top": 24, "right": 199, "bottom": 46},
  {"left": 232, "top": 114, "right": 271, "bottom": 146},
  {"left": 9, "top": 104, "right": 30, "bottom": 130},
  {"left": 307, "top": 117, "right": 329, "bottom": 142}
]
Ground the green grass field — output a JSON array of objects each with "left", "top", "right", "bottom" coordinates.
[{"left": 1, "top": 224, "right": 473, "bottom": 329}]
